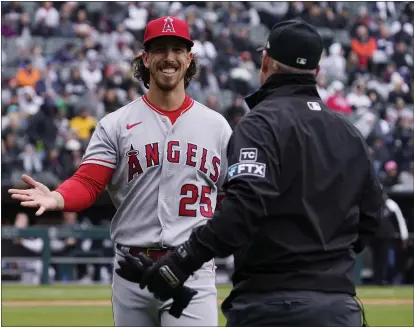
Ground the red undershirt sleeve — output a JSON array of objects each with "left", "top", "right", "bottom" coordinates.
[{"left": 55, "top": 164, "right": 114, "bottom": 212}]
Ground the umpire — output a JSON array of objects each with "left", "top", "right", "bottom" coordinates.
[{"left": 129, "top": 20, "right": 385, "bottom": 327}]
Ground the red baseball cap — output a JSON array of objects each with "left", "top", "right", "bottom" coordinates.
[{"left": 143, "top": 16, "right": 194, "bottom": 48}]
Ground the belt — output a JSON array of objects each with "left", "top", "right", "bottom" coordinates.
[{"left": 117, "top": 244, "right": 173, "bottom": 262}]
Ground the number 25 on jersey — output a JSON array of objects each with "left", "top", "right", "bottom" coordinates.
[{"left": 179, "top": 184, "right": 212, "bottom": 218}]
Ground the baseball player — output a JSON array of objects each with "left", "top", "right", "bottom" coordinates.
[{"left": 9, "top": 16, "right": 232, "bottom": 327}]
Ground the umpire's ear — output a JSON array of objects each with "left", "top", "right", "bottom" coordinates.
[
  {"left": 259, "top": 50, "right": 270, "bottom": 86},
  {"left": 314, "top": 64, "right": 320, "bottom": 78},
  {"left": 261, "top": 50, "right": 270, "bottom": 73}
]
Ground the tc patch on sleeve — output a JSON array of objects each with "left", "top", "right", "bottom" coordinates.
[
  {"left": 239, "top": 148, "right": 258, "bottom": 162},
  {"left": 227, "top": 162, "right": 266, "bottom": 180}
]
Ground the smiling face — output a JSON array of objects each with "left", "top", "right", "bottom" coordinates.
[{"left": 142, "top": 36, "right": 193, "bottom": 92}]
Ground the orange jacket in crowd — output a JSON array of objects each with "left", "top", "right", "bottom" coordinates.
[
  {"left": 351, "top": 37, "right": 377, "bottom": 59},
  {"left": 16, "top": 67, "right": 42, "bottom": 88}
]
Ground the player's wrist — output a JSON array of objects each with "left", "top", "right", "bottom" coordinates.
[
  {"left": 172, "top": 242, "right": 206, "bottom": 275},
  {"left": 51, "top": 191, "right": 65, "bottom": 211}
]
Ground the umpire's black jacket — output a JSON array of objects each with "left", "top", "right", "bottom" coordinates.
[{"left": 189, "top": 73, "right": 384, "bottom": 297}]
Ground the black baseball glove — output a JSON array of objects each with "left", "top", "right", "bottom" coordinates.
[
  {"left": 115, "top": 245, "right": 198, "bottom": 318},
  {"left": 137, "top": 242, "right": 205, "bottom": 303}
]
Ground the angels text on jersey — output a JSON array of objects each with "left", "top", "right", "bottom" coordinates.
[{"left": 126, "top": 141, "right": 220, "bottom": 184}]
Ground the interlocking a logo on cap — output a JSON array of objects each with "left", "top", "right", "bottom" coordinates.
[
  {"left": 296, "top": 57, "right": 307, "bottom": 65},
  {"left": 162, "top": 16, "right": 175, "bottom": 33}
]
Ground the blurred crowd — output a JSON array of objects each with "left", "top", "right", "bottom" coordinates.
[{"left": 1, "top": 1, "right": 413, "bottom": 191}]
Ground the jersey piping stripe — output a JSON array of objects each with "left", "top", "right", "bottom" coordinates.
[
  {"left": 142, "top": 95, "right": 194, "bottom": 116},
  {"left": 81, "top": 158, "right": 116, "bottom": 166},
  {"left": 180, "top": 98, "right": 194, "bottom": 116}
]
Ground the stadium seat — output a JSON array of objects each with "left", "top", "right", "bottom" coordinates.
[
  {"left": 335, "top": 30, "right": 351, "bottom": 47},
  {"left": 31, "top": 36, "right": 46, "bottom": 49},
  {"left": 3, "top": 39, "right": 19, "bottom": 59},
  {"left": 212, "top": 23, "right": 225, "bottom": 38},
  {"left": 2, "top": 67, "right": 17, "bottom": 80},
  {"left": 20, "top": 1, "right": 38, "bottom": 15},
  {"left": 249, "top": 69, "right": 260, "bottom": 88},
  {"left": 219, "top": 89, "right": 235, "bottom": 109},
  {"left": 1, "top": 38, "right": 10, "bottom": 53},
  {"left": 317, "top": 27, "right": 335, "bottom": 49},
  {"left": 248, "top": 24, "right": 269, "bottom": 47},
  {"left": 84, "top": 2, "right": 107, "bottom": 13},
  {"left": 317, "top": 27, "right": 335, "bottom": 40},
  {"left": 21, "top": 2, "right": 39, "bottom": 24},
  {"left": 44, "top": 37, "right": 77, "bottom": 57}
]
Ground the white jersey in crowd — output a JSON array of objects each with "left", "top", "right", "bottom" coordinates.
[{"left": 81, "top": 94, "right": 232, "bottom": 247}]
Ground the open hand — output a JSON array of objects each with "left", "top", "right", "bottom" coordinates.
[{"left": 8, "top": 174, "right": 63, "bottom": 216}]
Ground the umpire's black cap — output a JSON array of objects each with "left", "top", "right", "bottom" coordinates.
[{"left": 257, "top": 20, "right": 323, "bottom": 70}]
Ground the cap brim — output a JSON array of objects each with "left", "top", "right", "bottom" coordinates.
[
  {"left": 144, "top": 35, "right": 194, "bottom": 48},
  {"left": 256, "top": 46, "right": 265, "bottom": 52}
]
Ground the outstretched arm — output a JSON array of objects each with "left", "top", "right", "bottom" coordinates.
[
  {"left": 8, "top": 164, "right": 113, "bottom": 215},
  {"left": 56, "top": 163, "right": 113, "bottom": 211},
  {"left": 9, "top": 119, "right": 118, "bottom": 215}
]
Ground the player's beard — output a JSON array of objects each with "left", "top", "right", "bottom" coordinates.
[{"left": 150, "top": 65, "right": 186, "bottom": 92}]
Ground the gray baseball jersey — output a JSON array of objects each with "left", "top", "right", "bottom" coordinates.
[{"left": 81, "top": 95, "right": 232, "bottom": 247}]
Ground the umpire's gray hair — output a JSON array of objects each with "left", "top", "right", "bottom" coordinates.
[{"left": 271, "top": 58, "right": 316, "bottom": 75}]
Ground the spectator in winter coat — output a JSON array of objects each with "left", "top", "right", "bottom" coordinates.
[
  {"left": 1, "top": 16, "right": 18, "bottom": 38},
  {"left": 346, "top": 81, "right": 372, "bottom": 110},
  {"left": 346, "top": 50, "right": 370, "bottom": 86},
  {"left": 73, "top": 9, "right": 93, "bottom": 38},
  {"left": 35, "top": 60, "right": 62, "bottom": 98},
  {"left": 300, "top": 3, "right": 328, "bottom": 27},
  {"left": 16, "top": 59, "right": 42, "bottom": 88},
  {"left": 80, "top": 62, "right": 103, "bottom": 91},
  {"left": 31, "top": 45, "right": 47, "bottom": 72},
  {"left": 17, "top": 86, "right": 43, "bottom": 117},
  {"left": 394, "top": 162, "right": 414, "bottom": 191},
  {"left": 2, "top": 132, "right": 23, "bottom": 179},
  {"left": 316, "top": 74, "right": 329, "bottom": 103},
  {"left": 392, "top": 114, "right": 414, "bottom": 168},
  {"left": 373, "top": 23, "right": 394, "bottom": 65},
  {"left": 43, "top": 148, "right": 66, "bottom": 181},
  {"left": 367, "top": 89, "right": 386, "bottom": 114},
  {"left": 1, "top": 2, "right": 26, "bottom": 38},
  {"left": 2, "top": 1, "right": 25, "bottom": 31},
  {"left": 102, "top": 88, "right": 122, "bottom": 114},
  {"left": 223, "top": 95, "right": 246, "bottom": 130},
  {"left": 351, "top": 25, "right": 377, "bottom": 70},
  {"left": 2, "top": 78, "right": 19, "bottom": 107},
  {"left": 350, "top": 6, "right": 372, "bottom": 38},
  {"left": 391, "top": 41, "right": 413, "bottom": 71},
  {"left": 388, "top": 78, "right": 412, "bottom": 105},
  {"left": 214, "top": 41, "right": 240, "bottom": 75},
  {"left": 34, "top": 1, "right": 60, "bottom": 37},
  {"left": 65, "top": 68, "right": 88, "bottom": 99},
  {"left": 386, "top": 98, "right": 412, "bottom": 128},
  {"left": 26, "top": 100, "right": 58, "bottom": 151},
  {"left": 392, "top": 21, "right": 413, "bottom": 46},
  {"left": 198, "top": 64, "right": 220, "bottom": 96},
  {"left": 69, "top": 108, "right": 97, "bottom": 141},
  {"left": 18, "top": 144, "right": 43, "bottom": 175},
  {"left": 325, "top": 43, "right": 347, "bottom": 83},
  {"left": 326, "top": 81, "right": 352, "bottom": 115},
  {"left": 205, "top": 94, "right": 221, "bottom": 113},
  {"left": 54, "top": 43, "right": 77, "bottom": 63},
  {"left": 371, "top": 137, "right": 392, "bottom": 172},
  {"left": 379, "top": 160, "right": 400, "bottom": 191}
]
